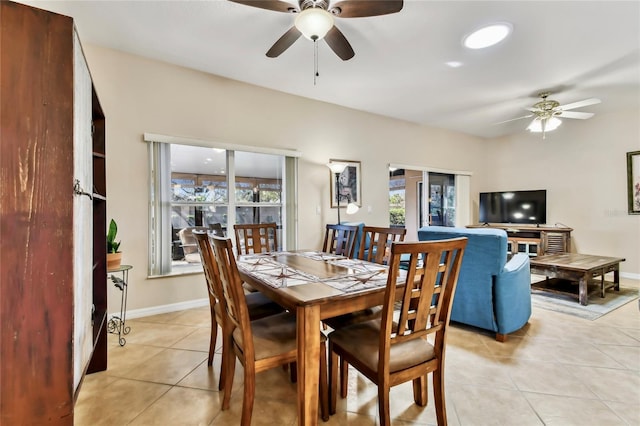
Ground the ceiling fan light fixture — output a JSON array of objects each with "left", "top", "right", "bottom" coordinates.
[
  {"left": 463, "top": 23, "right": 512, "bottom": 49},
  {"left": 528, "top": 116, "right": 562, "bottom": 133},
  {"left": 295, "top": 8, "right": 334, "bottom": 41}
]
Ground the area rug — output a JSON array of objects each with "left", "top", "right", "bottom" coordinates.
[{"left": 530, "top": 280, "right": 638, "bottom": 321}]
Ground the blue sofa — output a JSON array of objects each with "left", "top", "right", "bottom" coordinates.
[{"left": 417, "top": 226, "right": 531, "bottom": 341}]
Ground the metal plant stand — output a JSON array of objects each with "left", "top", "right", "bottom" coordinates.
[{"left": 107, "top": 264, "right": 132, "bottom": 346}]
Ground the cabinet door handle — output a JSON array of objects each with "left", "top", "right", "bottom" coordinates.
[{"left": 73, "top": 179, "right": 93, "bottom": 200}]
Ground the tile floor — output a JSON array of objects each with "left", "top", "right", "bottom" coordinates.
[{"left": 75, "top": 278, "right": 640, "bottom": 425}]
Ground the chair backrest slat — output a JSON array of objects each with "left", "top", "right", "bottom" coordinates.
[
  {"left": 380, "top": 237, "right": 467, "bottom": 368},
  {"left": 233, "top": 223, "right": 278, "bottom": 256},
  {"left": 210, "top": 236, "right": 251, "bottom": 337},
  {"left": 322, "top": 224, "right": 358, "bottom": 257},
  {"left": 357, "top": 226, "right": 407, "bottom": 264},
  {"left": 193, "top": 230, "right": 222, "bottom": 305}
]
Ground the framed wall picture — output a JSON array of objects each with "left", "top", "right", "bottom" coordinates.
[
  {"left": 627, "top": 150, "right": 640, "bottom": 214},
  {"left": 329, "top": 159, "right": 361, "bottom": 208}
]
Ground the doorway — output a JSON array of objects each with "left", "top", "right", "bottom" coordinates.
[{"left": 389, "top": 168, "right": 458, "bottom": 240}]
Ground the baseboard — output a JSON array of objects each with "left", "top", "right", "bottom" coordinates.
[
  {"left": 621, "top": 272, "right": 640, "bottom": 281},
  {"left": 110, "top": 298, "right": 209, "bottom": 320}
]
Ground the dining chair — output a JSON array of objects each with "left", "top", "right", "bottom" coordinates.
[
  {"left": 324, "top": 226, "right": 407, "bottom": 330},
  {"left": 328, "top": 237, "right": 467, "bottom": 425},
  {"left": 233, "top": 222, "right": 278, "bottom": 255},
  {"left": 210, "top": 235, "right": 329, "bottom": 425},
  {"left": 322, "top": 226, "right": 407, "bottom": 393},
  {"left": 358, "top": 225, "right": 407, "bottom": 264},
  {"left": 208, "top": 222, "right": 225, "bottom": 237},
  {"left": 192, "top": 230, "right": 284, "bottom": 390},
  {"left": 177, "top": 226, "right": 209, "bottom": 263},
  {"left": 322, "top": 224, "right": 359, "bottom": 258}
]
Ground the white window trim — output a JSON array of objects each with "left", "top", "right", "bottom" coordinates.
[{"left": 144, "top": 133, "right": 302, "bottom": 158}]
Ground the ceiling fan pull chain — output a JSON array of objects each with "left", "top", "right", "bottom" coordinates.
[{"left": 313, "top": 39, "right": 319, "bottom": 85}]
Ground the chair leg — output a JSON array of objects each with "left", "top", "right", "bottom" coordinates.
[
  {"left": 221, "top": 337, "right": 235, "bottom": 410},
  {"left": 378, "top": 383, "right": 391, "bottom": 426},
  {"left": 339, "top": 357, "right": 348, "bottom": 398},
  {"left": 412, "top": 375, "right": 428, "bottom": 406},
  {"left": 328, "top": 342, "right": 339, "bottom": 415},
  {"left": 241, "top": 363, "right": 256, "bottom": 426},
  {"left": 219, "top": 323, "right": 233, "bottom": 391},
  {"left": 319, "top": 341, "right": 329, "bottom": 422},
  {"left": 208, "top": 308, "right": 217, "bottom": 366},
  {"left": 433, "top": 368, "right": 447, "bottom": 426},
  {"left": 496, "top": 333, "right": 507, "bottom": 342}
]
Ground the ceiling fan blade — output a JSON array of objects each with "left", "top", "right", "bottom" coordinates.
[
  {"left": 266, "top": 26, "right": 302, "bottom": 57},
  {"left": 228, "top": 0, "right": 297, "bottom": 13},
  {"left": 329, "top": 0, "right": 403, "bottom": 18},
  {"left": 557, "top": 111, "right": 594, "bottom": 119},
  {"left": 494, "top": 114, "right": 534, "bottom": 125},
  {"left": 558, "top": 98, "right": 601, "bottom": 111},
  {"left": 324, "top": 26, "right": 355, "bottom": 60}
]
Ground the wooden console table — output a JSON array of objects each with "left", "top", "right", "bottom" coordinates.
[{"left": 468, "top": 224, "right": 572, "bottom": 256}]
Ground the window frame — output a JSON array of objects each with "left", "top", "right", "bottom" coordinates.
[{"left": 145, "top": 133, "right": 300, "bottom": 277}]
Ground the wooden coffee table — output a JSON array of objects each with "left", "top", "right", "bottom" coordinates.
[{"left": 529, "top": 253, "right": 625, "bottom": 306}]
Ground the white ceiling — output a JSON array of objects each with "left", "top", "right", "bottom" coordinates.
[{"left": 19, "top": 0, "right": 640, "bottom": 139}]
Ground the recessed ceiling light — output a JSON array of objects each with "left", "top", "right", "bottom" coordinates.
[
  {"left": 446, "top": 61, "right": 463, "bottom": 68},
  {"left": 463, "top": 23, "right": 512, "bottom": 49}
]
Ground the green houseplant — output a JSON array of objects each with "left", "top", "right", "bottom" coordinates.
[{"left": 106, "top": 219, "right": 122, "bottom": 270}]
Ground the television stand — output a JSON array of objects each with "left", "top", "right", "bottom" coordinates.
[{"left": 467, "top": 224, "right": 572, "bottom": 257}]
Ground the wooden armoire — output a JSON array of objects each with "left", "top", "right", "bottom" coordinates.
[{"left": 0, "top": 1, "right": 108, "bottom": 423}]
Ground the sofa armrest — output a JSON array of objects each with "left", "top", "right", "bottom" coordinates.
[
  {"left": 503, "top": 252, "right": 530, "bottom": 274},
  {"left": 494, "top": 253, "right": 532, "bottom": 334}
]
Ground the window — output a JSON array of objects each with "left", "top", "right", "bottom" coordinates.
[{"left": 147, "top": 134, "right": 299, "bottom": 276}]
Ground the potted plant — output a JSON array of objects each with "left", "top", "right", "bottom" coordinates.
[{"left": 106, "top": 218, "right": 122, "bottom": 270}]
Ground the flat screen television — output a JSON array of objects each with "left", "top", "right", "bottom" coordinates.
[{"left": 479, "top": 190, "right": 547, "bottom": 225}]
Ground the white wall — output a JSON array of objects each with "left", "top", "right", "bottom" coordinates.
[
  {"left": 84, "top": 45, "right": 488, "bottom": 313},
  {"left": 484, "top": 109, "right": 640, "bottom": 277}
]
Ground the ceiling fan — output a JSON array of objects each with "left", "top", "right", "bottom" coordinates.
[
  {"left": 228, "top": 0, "right": 404, "bottom": 60},
  {"left": 501, "top": 92, "right": 601, "bottom": 139}
]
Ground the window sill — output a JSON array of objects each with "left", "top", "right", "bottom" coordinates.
[{"left": 147, "top": 263, "right": 203, "bottom": 279}]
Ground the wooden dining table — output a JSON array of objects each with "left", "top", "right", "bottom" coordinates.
[{"left": 236, "top": 250, "right": 405, "bottom": 426}]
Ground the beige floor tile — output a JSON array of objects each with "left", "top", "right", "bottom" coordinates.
[
  {"left": 595, "top": 299, "right": 640, "bottom": 330},
  {"left": 492, "top": 338, "right": 627, "bottom": 369},
  {"left": 619, "top": 327, "right": 640, "bottom": 341},
  {"left": 210, "top": 397, "right": 298, "bottom": 426},
  {"left": 172, "top": 326, "right": 216, "bottom": 352},
  {"left": 128, "top": 386, "right": 223, "bottom": 426},
  {"left": 595, "top": 343, "right": 640, "bottom": 370},
  {"left": 446, "top": 350, "right": 517, "bottom": 390},
  {"left": 320, "top": 411, "right": 377, "bottom": 425},
  {"left": 135, "top": 309, "right": 189, "bottom": 324},
  {"left": 123, "top": 348, "right": 207, "bottom": 385},
  {"left": 177, "top": 357, "right": 225, "bottom": 391},
  {"left": 74, "top": 378, "right": 170, "bottom": 425},
  {"left": 604, "top": 400, "right": 640, "bottom": 425},
  {"left": 105, "top": 342, "right": 165, "bottom": 377},
  {"left": 170, "top": 306, "right": 212, "bottom": 327},
  {"left": 524, "top": 392, "right": 626, "bottom": 425},
  {"left": 450, "top": 384, "right": 543, "bottom": 426},
  {"left": 123, "top": 320, "right": 202, "bottom": 347},
  {"left": 564, "top": 364, "right": 640, "bottom": 403},
  {"left": 507, "top": 359, "right": 599, "bottom": 398}
]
